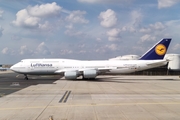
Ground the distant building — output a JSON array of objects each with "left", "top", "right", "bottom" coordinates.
[{"left": 0, "top": 64, "right": 12, "bottom": 71}]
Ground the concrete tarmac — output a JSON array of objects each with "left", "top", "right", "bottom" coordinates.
[{"left": 0, "top": 72, "right": 180, "bottom": 120}]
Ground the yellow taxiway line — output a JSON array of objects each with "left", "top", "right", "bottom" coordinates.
[{"left": 0, "top": 102, "right": 180, "bottom": 111}]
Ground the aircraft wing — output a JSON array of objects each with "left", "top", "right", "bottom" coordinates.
[
  {"left": 79, "top": 67, "right": 117, "bottom": 72},
  {"left": 98, "top": 67, "right": 117, "bottom": 71},
  {"left": 54, "top": 69, "right": 70, "bottom": 73},
  {"left": 54, "top": 67, "right": 117, "bottom": 74}
]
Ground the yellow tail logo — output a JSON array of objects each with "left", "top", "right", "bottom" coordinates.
[{"left": 155, "top": 44, "right": 166, "bottom": 56}]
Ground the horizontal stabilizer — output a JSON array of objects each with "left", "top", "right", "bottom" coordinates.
[{"left": 146, "top": 60, "right": 167, "bottom": 66}]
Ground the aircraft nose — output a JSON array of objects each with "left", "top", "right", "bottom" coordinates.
[
  {"left": 10, "top": 64, "right": 18, "bottom": 72},
  {"left": 10, "top": 65, "right": 14, "bottom": 71},
  {"left": 10, "top": 62, "right": 23, "bottom": 73}
]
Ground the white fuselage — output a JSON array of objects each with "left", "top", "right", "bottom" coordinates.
[
  {"left": 10, "top": 59, "right": 167, "bottom": 75},
  {"left": 10, "top": 38, "right": 172, "bottom": 80}
]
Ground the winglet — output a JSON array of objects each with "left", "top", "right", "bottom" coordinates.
[{"left": 139, "top": 38, "right": 171, "bottom": 60}]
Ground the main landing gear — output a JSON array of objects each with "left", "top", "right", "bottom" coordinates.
[{"left": 24, "top": 74, "right": 28, "bottom": 80}]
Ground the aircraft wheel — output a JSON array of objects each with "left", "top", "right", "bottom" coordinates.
[{"left": 24, "top": 75, "right": 29, "bottom": 80}]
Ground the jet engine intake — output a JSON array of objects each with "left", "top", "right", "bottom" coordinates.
[
  {"left": 83, "top": 69, "right": 97, "bottom": 79},
  {"left": 64, "top": 71, "right": 78, "bottom": 79}
]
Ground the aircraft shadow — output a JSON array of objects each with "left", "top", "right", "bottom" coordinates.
[
  {"left": 75, "top": 78, "right": 136, "bottom": 83},
  {"left": 0, "top": 73, "right": 178, "bottom": 98},
  {"left": 0, "top": 73, "right": 61, "bottom": 98}
]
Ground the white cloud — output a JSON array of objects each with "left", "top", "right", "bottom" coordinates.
[
  {"left": 3, "top": 0, "right": 180, "bottom": 63},
  {"left": 64, "top": 10, "right": 89, "bottom": 38},
  {"left": 27, "top": 2, "right": 61, "bottom": 17},
  {"left": 139, "top": 22, "right": 165, "bottom": 34},
  {"left": 158, "top": 0, "right": 180, "bottom": 9},
  {"left": 65, "top": 10, "right": 89, "bottom": 24},
  {"left": 106, "top": 44, "right": 118, "bottom": 51},
  {"left": 95, "top": 48, "right": 106, "bottom": 53},
  {"left": 65, "top": 29, "right": 83, "bottom": 36},
  {"left": 65, "top": 24, "right": 73, "bottom": 29},
  {"left": 12, "top": 9, "right": 40, "bottom": 28},
  {"left": 165, "top": 20, "right": 180, "bottom": 26},
  {"left": 122, "top": 26, "right": 136, "bottom": 32},
  {"left": 173, "top": 43, "right": 180, "bottom": 50},
  {"left": 140, "top": 34, "right": 156, "bottom": 42},
  {"left": 108, "top": 37, "right": 120, "bottom": 41},
  {"left": 107, "top": 28, "right": 121, "bottom": 41},
  {"left": 99, "top": 9, "right": 117, "bottom": 28},
  {"left": 19, "top": 45, "right": 33, "bottom": 55},
  {"left": 131, "top": 10, "right": 142, "bottom": 26},
  {"left": 1, "top": 47, "right": 9, "bottom": 54},
  {"left": 149, "top": 22, "right": 165, "bottom": 30},
  {"left": 78, "top": 0, "right": 131, "bottom": 4},
  {"left": 60, "top": 49, "right": 73, "bottom": 55},
  {"left": 138, "top": 22, "right": 166, "bottom": 42},
  {"left": 107, "top": 28, "right": 121, "bottom": 37},
  {"left": 96, "top": 37, "right": 102, "bottom": 41},
  {"left": 36, "top": 42, "right": 51, "bottom": 55},
  {"left": 0, "top": 26, "right": 4, "bottom": 37},
  {"left": 121, "top": 10, "right": 142, "bottom": 33},
  {"left": 139, "top": 27, "right": 151, "bottom": 33},
  {"left": 78, "top": 0, "right": 98, "bottom": 3},
  {"left": 12, "top": 2, "right": 62, "bottom": 29},
  {"left": 39, "top": 21, "right": 52, "bottom": 31},
  {"left": 0, "top": 10, "right": 4, "bottom": 18},
  {"left": 165, "top": 20, "right": 180, "bottom": 37}
]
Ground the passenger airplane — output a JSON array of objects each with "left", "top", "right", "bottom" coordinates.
[{"left": 10, "top": 38, "right": 171, "bottom": 80}]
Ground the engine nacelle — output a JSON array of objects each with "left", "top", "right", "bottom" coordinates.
[
  {"left": 64, "top": 71, "right": 78, "bottom": 79},
  {"left": 83, "top": 69, "right": 97, "bottom": 79}
]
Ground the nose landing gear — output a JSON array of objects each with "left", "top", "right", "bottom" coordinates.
[{"left": 24, "top": 74, "right": 28, "bottom": 80}]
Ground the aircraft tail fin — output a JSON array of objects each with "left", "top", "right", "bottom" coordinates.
[{"left": 139, "top": 38, "right": 171, "bottom": 60}]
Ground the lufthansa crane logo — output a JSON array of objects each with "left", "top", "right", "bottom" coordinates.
[{"left": 155, "top": 44, "right": 166, "bottom": 55}]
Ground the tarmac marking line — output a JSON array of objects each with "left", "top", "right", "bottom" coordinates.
[
  {"left": 0, "top": 88, "right": 174, "bottom": 92},
  {"left": 59, "top": 90, "right": 71, "bottom": 103},
  {"left": 1, "top": 102, "right": 180, "bottom": 111},
  {"left": 64, "top": 91, "right": 71, "bottom": 103},
  {"left": 16, "top": 75, "right": 19, "bottom": 78}
]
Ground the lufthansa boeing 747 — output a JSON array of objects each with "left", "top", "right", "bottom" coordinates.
[{"left": 10, "top": 38, "right": 171, "bottom": 80}]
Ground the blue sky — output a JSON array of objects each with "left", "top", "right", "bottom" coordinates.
[{"left": 0, "top": 0, "right": 180, "bottom": 64}]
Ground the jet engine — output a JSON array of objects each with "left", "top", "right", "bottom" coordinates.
[
  {"left": 83, "top": 69, "right": 97, "bottom": 79},
  {"left": 64, "top": 71, "right": 78, "bottom": 79}
]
